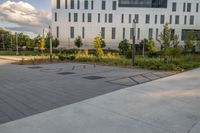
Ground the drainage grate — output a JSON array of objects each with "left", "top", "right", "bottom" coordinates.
[
  {"left": 28, "top": 66, "right": 43, "bottom": 69},
  {"left": 83, "top": 76, "right": 105, "bottom": 80},
  {"left": 57, "top": 72, "right": 75, "bottom": 75}
]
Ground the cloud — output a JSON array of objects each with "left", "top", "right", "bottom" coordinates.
[{"left": 0, "top": 0, "right": 51, "bottom": 35}]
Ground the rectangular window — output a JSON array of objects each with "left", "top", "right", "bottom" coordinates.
[
  {"left": 190, "top": 16, "right": 194, "bottom": 25},
  {"left": 102, "top": 1, "right": 106, "bottom": 10},
  {"left": 160, "top": 15, "right": 165, "bottom": 24},
  {"left": 130, "top": 28, "right": 134, "bottom": 40},
  {"left": 65, "top": 0, "right": 68, "bottom": 9},
  {"left": 129, "top": 14, "right": 132, "bottom": 23},
  {"left": 82, "top": 27, "right": 85, "bottom": 39},
  {"left": 187, "top": 3, "right": 191, "bottom": 12},
  {"left": 112, "top": 27, "right": 116, "bottom": 39},
  {"left": 156, "top": 28, "right": 159, "bottom": 40},
  {"left": 82, "top": 13, "right": 85, "bottom": 22},
  {"left": 149, "top": 28, "right": 153, "bottom": 39},
  {"left": 77, "top": 0, "right": 80, "bottom": 9},
  {"left": 101, "top": 27, "right": 105, "bottom": 39},
  {"left": 88, "top": 13, "right": 92, "bottom": 22},
  {"left": 196, "top": 3, "right": 199, "bottom": 12},
  {"left": 171, "top": 29, "right": 175, "bottom": 39},
  {"left": 175, "top": 15, "right": 179, "bottom": 24},
  {"left": 55, "top": 12, "right": 57, "bottom": 22},
  {"left": 123, "top": 28, "right": 125, "bottom": 39},
  {"left": 169, "top": 15, "right": 172, "bottom": 24},
  {"left": 183, "top": 3, "right": 186, "bottom": 12},
  {"left": 91, "top": 0, "right": 94, "bottom": 9},
  {"left": 68, "top": 13, "right": 71, "bottom": 22},
  {"left": 84, "top": 0, "right": 89, "bottom": 9},
  {"left": 57, "top": 26, "right": 59, "bottom": 38},
  {"left": 98, "top": 14, "right": 100, "bottom": 23},
  {"left": 105, "top": 14, "right": 107, "bottom": 23},
  {"left": 135, "top": 14, "right": 139, "bottom": 23},
  {"left": 70, "top": 27, "right": 74, "bottom": 38},
  {"left": 184, "top": 16, "right": 187, "bottom": 24},
  {"left": 71, "top": 0, "right": 74, "bottom": 9},
  {"left": 146, "top": 15, "right": 150, "bottom": 24},
  {"left": 137, "top": 28, "right": 140, "bottom": 40},
  {"left": 172, "top": 2, "right": 177, "bottom": 12},
  {"left": 155, "top": 15, "right": 157, "bottom": 24},
  {"left": 109, "top": 14, "right": 113, "bottom": 23},
  {"left": 112, "top": 1, "right": 117, "bottom": 10},
  {"left": 121, "top": 14, "right": 124, "bottom": 23},
  {"left": 74, "top": 13, "right": 78, "bottom": 22},
  {"left": 57, "top": 0, "right": 60, "bottom": 9}
]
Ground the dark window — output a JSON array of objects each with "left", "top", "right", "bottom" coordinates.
[
  {"left": 91, "top": 0, "right": 94, "bottom": 9},
  {"left": 57, "top": 26, "right": 59, "bottom": 38},
  {"left": 135, "top": 14, "right": 139, "bottom": 23},
  {"left": 149, "top": 28, "right": 153, "bottom": 39},
  {"left": 196, "top": 3, "right": 199, "bottom": 12},
  {"left": 155, "top": 15, "right": 157, "bottom": 24},
  {"left": 175, "top": 15, "right": 179, "bottom": 24},
  {"left": 82, "top": 13, "right": 85, "bottom": 22},
  {"left": 182, "top": 29, "right": 200, "bottom": 40},
  {"left": 187, "top": 3, "right": 191, "bottom": 12},
  {"left": 156, "top": 28, "right": 159, "bottom": 39},
  {"left": 172, "top": 2, "right": 176, "bottom": 12},
  {"left": 137, "top": 28, "right": 140, "bottom": 40},
  {"left": 101, "top": 27, "right": 105, "bottom": 39},
  {"left": 88, "top": 13, "right": 92, "bottom": 22},
  {"left": 65, "top": 0, "right": 68, "bottom": 9},
  {"left": 184, "top": 16, "right": 187, "bottom": 24},
  {"left": 190, "top": 16, "right": 194, "bottom": 25},
  {"left": 68, "top": 13, "right": 71, "bottom": 22},
  {"left": 170, "top": 29, "right": 175, "bottom": 40},
  {"left": 112, "top": 27, "right": 116, "bottom": 39},
  {"left": 98, "top": 14, "right": 100, "bottom": 23},
  {"left": 109, "top": 14, "right": 113, "bottom": 23},
  {"left": 71, "top": 0, "right": 74, "bottom": 9},
  {"left": 70, "top": 27, "right": 74, "bottom": 38},
  {"left": 77, "top": 0, "right": 80, "bottom": 9},
  {"left": 84, "top": 0, "right": 89, "bottom": 9},
  {"left": 123, "top": 28, "right": 125, "bottom": 39},
  {"left": 183, "top": 3, "right": 186, "bottom": 12},
  {"left": 102, "top": 1, "right": 106, "bottom": 10},
  {"left": 105, "top": 14, "right": 107, "bottom": 23},
  {"left": 146, "top": 14, "right": 150, "bottom": 24},
  {"left": 82, "top": 27, "right": 85, "bottom": 38},
  {"left": 74, "top": 13, "right": 78, "bottom": 22},
  {"left": 57, "top": 0, "right": 60, "bottom": 9},
  {"left": 129, "top": 14, "right": 132, "bottom": 23},
  {"left": 121, "top": 14, "right": 124, "bottom": 23},
  {"left": 169, "top": 15, "right": 172, "bottom": 24},
  {"left": 118, "top": 0, "right": 168, "bottom": 8},
  {"left": 112, "top": 1, "right": 117, "bottom": 10},
  {"left": 160, "top": 15, "right": 165, "bottom": 24},
  {"left": 130, "top": 28, "right": 134, "bottom": 40},
  {"left": 55, "top": 12, "right": 57, "bottom": 22}
]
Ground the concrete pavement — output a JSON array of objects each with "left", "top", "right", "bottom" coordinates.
[{"left": 0, "top": 66, "right": 199, "bottom": 133}]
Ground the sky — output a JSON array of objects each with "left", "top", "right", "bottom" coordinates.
[{"left": 0, "top": 0, "right": 51, "bottom": 37}]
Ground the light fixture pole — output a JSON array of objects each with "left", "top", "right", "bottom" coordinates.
[
  {"left": 49, "top": 25, "right": 53, "bottom": 63},
  {"left": 132, "top": 19, "right": 137, "bottom": 66},
  {"left": 15, "top": 32, "right": 19, "bottom": 56}
]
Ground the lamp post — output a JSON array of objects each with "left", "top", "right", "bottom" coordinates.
[
  {"left": 15, "top": 32, "right": 19, "bottom": 56},
  {"left": 49, "top": 25, "right": 53, "bottom": 63},
  {"left": 132, "top": 19, "right": 137, "bottom": 66}
]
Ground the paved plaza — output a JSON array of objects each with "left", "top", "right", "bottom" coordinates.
[
  {"left": 0, "top": 59, "right": 176, "bottom": 125},
  {"left": 0, "top": 58, "right": 199, "bottom": 133}
]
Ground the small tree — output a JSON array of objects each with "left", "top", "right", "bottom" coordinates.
[
  {"left": 118, "top": 39, "right": 131, "bottom": 55},
  {"left": 74, "top": 36, "right": 83, "bottom": 49},
  {"left": 93, "top": 35, "right": 104, "bottom": 58},
  {"left": 40, "top": 30, "right": 45, "bottom": 52},
  {"left": 184, "top": 31, "right": 195, "bottom": 53},
  {"left": 139, "top": 39, "right": 149, "bottom": 57},
  {"left": 147, "top": 38, "right": 157, "bottom": 56},
  {"left": 171, "top": 34, "right": 179, "bottom": 48},
  {"left": 101, "top": 40, "right": 106, "bottom": 48}
]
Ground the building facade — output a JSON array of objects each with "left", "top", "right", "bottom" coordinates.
[{"left": 51, "top": 0, "right": 200, "bottom": 49}]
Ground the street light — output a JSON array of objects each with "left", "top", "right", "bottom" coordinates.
[
  {"left": 15, "top": 32, "right": 19, "bottom": 56},
  {"left": 132, "top": 19, "right": 137, "bottom": 66},
  {"left": 49, "top": 25, "right": 53, "bottom": 63}
]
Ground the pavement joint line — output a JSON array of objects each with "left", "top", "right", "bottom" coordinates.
[
  {"left": 105, "top": 80, "right": 132, "bottom": 87},
  {"left": 129, "top": 76, "right": 141, "bottom": 84},
  {"left": 186, "top": 120, "right": 200, "bottom": 133},
  {"left": 84, "top": 102, "right": 175, "bottom": 133}
]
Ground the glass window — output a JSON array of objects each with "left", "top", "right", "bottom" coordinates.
[
  {"left": 77, "top": 0, "right": 80, "bottom": 9},
  {"left": 70, "top": 27, "right": 74, "bottom": 38},
  {"left": 65, "top": 0, "right": 68, "bottom": 9},
  {"left": 130, "top": 28, "right": 134, "bottom": 40},
  {"left": 105, "top": 14, "right": 107, "bottom": 23},
  {"left": 71, "top": 0, "right": 74, "bottom": 9},
  {"left": 196, "top": 3, "right": 199, "bottom": 12},
  {"left": 155, "top": 15, "right": 157, "bottom": 24},
  {"left": 109, "top": 14, "right": 113, "bottom": 23},
  {"left": 102, "top": 1, "right": 106, "bottom": 10},
  {"left": 129, "top": 14, "right": 132, "bottom": 23},
  {"left": 184, "top": 16, "right": 187, "bottom": 24},
  {"left": 101, "top": 27, "right": 105, "bottom": 39},
  {"left": 160, "top": 15, "right": 165, "bottom": 24},
  {"left": 57, "top": 0, "right": 60, "bottom": 9},
  {"left": 121, "top": 14, "right": 124, "bottom": 23},
  {"left": 169, "top": 15, "right": 172, "bottom": 24},
  {"left": 91, "top": 0, "right": 94, "bottom": 9},
  {"left": 175, "top": 15, "right": 179, "bottom": 24},
  {"left": 57, "top": 26, "right": 59, "bottom": 38},
  {"left": 84, "top": 0, "right": 89, "bottom": 9},
  {"left": 156, "top": 28, "right": 159, "bottom": 40},
  {"left": 137, "top": 28, "right": 140, "bottom": 40},
  {"left": 55, "top": 12, "right": 57, "bottom": 22},
  {"left": 123, "top": 28, "right": 125, "bottom": 39},
  {"left": 82, "top": 13, "right": 85, "bottom": 22},
  {"left": 149, "top": 28, "right": 153, "bottom": 39},
  {"left": 82, "top": 27, "right": 85, "bottom": 39},
  {"left": 183, "top": 3, "right": 186, "bottom": 12},
  {"left": 135, "top": 14, "right": 139, "bottom": 23},
  {"left": 88, "top": 13, "right": 92, "bottom": 22},
  {"left": 74, "top": 13, "right": 78, "bottom": 22},
  {"left": 68, "top": 13, "right": 71, "bottom": 22},
  {"left": 172, "top": 2, "right": 176, "bottom": 12},
  {"left": 112, "top": 27, "right": 116, "bottom": 39},
  {"left": 112, "top": 1, "right": 117, "bottom": 10},
  {"left": 146, "top": 15, "right": 150, "bottom": 24},
  {"left": 98, "top": 14, "right": 100, "bottom": 23},
  {"left": 187, "top": 3, "right": 191, "bottom": 12},
  {"left": 190, "top": 16, "right": 194, "bottom": 25}
]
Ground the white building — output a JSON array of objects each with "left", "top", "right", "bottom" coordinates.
[{"left": 51, "top": 0, "right": 200, "bottom": 49}]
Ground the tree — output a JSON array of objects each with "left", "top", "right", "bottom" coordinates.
[
  {"left": 101, "top": 40, "right": 106, "bottom": 48},
  {"left": 147, "top": 38, "right": 157, "bottom": 56},
  {"left": 93, "top": 35, "right": 104, "bottom": 58},
  {"left": 118, "top": 39, "right": 131, "bottom": 55},
  {"left": 171, "top": 34, "right": 179, "bottom": 48},
  {"left": 74, "top": 36, "right": 83, "bottom": 49},
  {"left": 45, "top": 33, "right": 60, "bottom": 49},
  {"left": 184, "top": 30, "right": 195, "bottom": 52},
  {"left": 40, "top": 30, "right": 45, "bottom": 51}
]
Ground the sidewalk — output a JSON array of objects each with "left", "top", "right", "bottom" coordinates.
[{"left": 0, "top": 68, "right": 199, "bottom": 133}]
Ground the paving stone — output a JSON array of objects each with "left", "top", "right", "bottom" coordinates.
[
  {"left": 152, "top": 72, "right": 168, "bottom": 78},
  {"left": 143, "top": 73, "right": 160, "bottom": 80},
  {"left": 131, "top": 75, "right": 150, "bottom": 83},
  {"left": 109, "top": 78, "right": 138, "bottom": 86}
]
